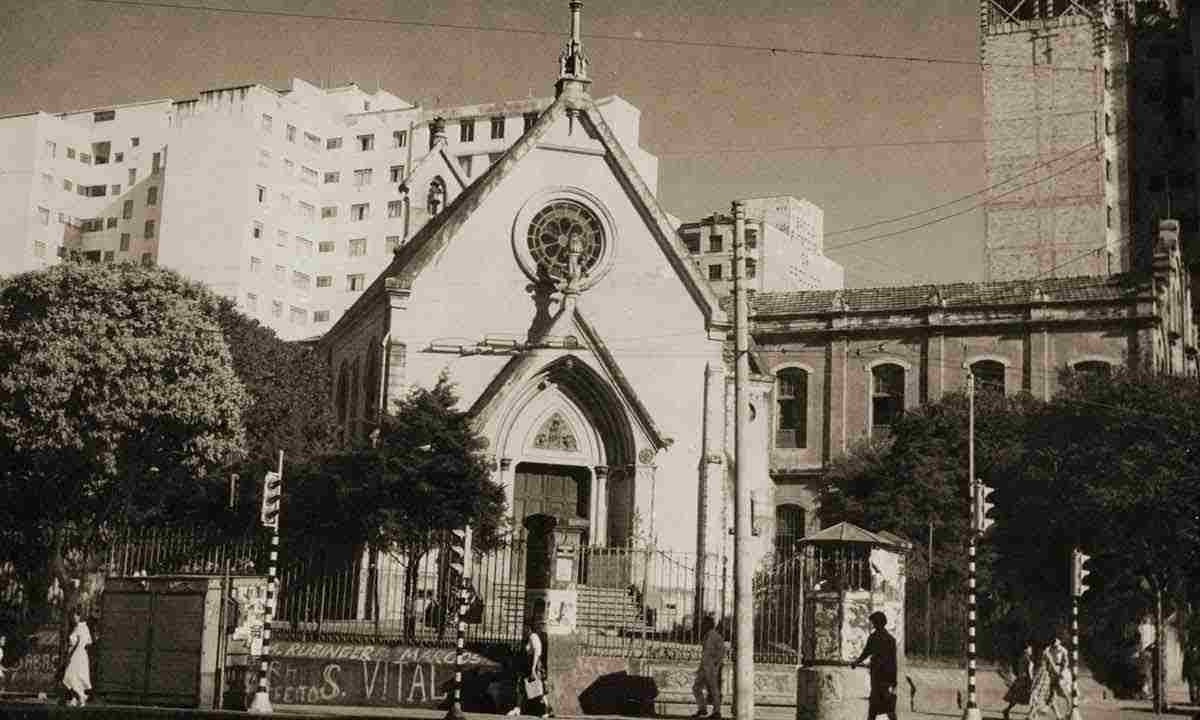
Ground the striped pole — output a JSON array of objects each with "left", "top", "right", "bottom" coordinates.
[
  {"left": 1070, "top": 595, "right": 1082, "bottom": 720},
  {"left": 249, "top": 453, "right": 283, "bottom": 715},
  {"left": 964, "top": 529, "right": 980, "bottom": 720},
  {"left": 445, "top": 574, "right": 468, "bottom": 720}
]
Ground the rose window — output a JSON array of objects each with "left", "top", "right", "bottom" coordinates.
[{"left": 526, "top": 201, "right": 605, "bottom": 281}]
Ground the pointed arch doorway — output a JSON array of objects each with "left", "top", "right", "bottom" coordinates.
[{"left": 512, "top": 462, "right": 591, "bottom": 527}]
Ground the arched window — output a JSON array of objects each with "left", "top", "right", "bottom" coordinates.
[
  {"left": 775, "top": 504, "right": 806, "bottom": 552},
  {"left": 871, "top": 363, "right": 905, "bottom": 433},
  {"left": 1074, "top": 360, "right": 1113, "bottom": 377},
  {"left": 970, "top": 359, "right": 1006, "bottom": 396},
  {"left": 775, "top": 368, "right": 808, "bottom": 449},
  {"left": 336, "top": 362, "right": 349, "bottom": 424},
  {"left": 364, "top": 338, "right": 380, "bottom": 419},
  {"left": 427, "top": 177, "right": 446, "bottom": 215},
  {"left": 349, "top": 357, "right": 361, "bottom": 425}
]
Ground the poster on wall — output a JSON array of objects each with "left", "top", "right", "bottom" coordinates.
[{"left": 2, "top": 627, "right": 61, "bottom": 696}]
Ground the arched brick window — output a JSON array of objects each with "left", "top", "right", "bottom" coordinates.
[
  {"left": 775, "top": 368, "right": 808, "bottom": 449},
  {"left": 336, "top": 361, "right": 349, "bottom": 424},
  {"left": 775, "top": 503, "right": 806, "bottom": 552},
  {"left": 871, "top": 363, "right": 905, "bottom": 433},
  {"left": 971, "top": 359, "right": 1006, "bottom": 396},
  {"left": 1074, "top": 360, "right": 1113, "bottom": 377}
]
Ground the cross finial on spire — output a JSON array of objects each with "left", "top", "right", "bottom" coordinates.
[{"left": 556, "top": 0, "right": 591, "bottom": 98}]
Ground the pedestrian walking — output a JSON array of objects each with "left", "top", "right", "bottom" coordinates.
[
  {"left": 851, "top": 611, "right": 898, "bottom": 720},
  {"left": 1029, "top": 635, "right": 1071, "bottom": 720},
  {"left": 1002, "top": 643, "right": 1035, "bottom": 720},
  {"left": 61, "top": 610, "right": 92, "bottom": 707},
  {"left": 514, "top": 616, "right": 550, "bottom": 718},
  {"left": 691, "top": 616, "right": 725, "bottom": 719}
]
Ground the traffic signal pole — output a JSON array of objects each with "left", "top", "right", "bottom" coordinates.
[
  {"left": 250, "top": 451, "right": 284, "bottom": 715},
  {"left": 963, "top": 370, "right": 981, "bottom": 720},
  {"left": 1070, "top": 548, "right": 1090, "bottom": 720},
  {"left": 445, "top": 526, "right": 473, "bottom": 720}
]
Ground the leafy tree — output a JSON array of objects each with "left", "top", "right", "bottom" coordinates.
[
  {"left": 0, "top": 262, "right": 248, "bottom": 622},
  {"left": 284, "top": 376, "right": 507, "bottom": 632}
]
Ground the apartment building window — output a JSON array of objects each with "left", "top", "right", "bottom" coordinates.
[
  {"left": 256, "top": 185, "right": 267, "bottom": 203},
  {"left": 258, "top": 149, "right": 271, "bottom": 168},
  {"left": 141, "top": 252, "right": 153, "bottom": 267},
  {"left": 41, "top": 172, "right": 53, "bottom": 188},
  {"left": 106, "top": 217, "right": 117, "bottom": 230},
  {"left": 80, "top": 184, "right": 107, "bottom": 197},
  {"left": 301, "top": 166, "right": 318, "bottom": 185},
  {"left": 67, "top": 148, "right": 76, "bottom": 159},
  {"left": 143, "top": 219, "right": 156, "bottom": 239},
  {"left": 709, "top": 264, "right": 723, "bottom": 280},
  {"left": 103, "top": 250, "right": 114, "bottom": 263},
  {"left": 682, "top": 233, "right": 700, "bottom": 254},
  {"left": 746, "top": 228, "right": 759, "bottom": 249},
  {"left": 246, "top": 293, "right": 258, "bottom": 313},
  {"left": 300, "top": 202, "right": 315, "bottom": 220},
  {"left": 261, "top": 114, "right": 273, "bottom": 131},
  {"left": 524, "top": 112, "right": 539, "bottom": 132},
  {"left": 490, "top": 116, "right": 505, "bottom": 140},
  {"left": 459, "top": 119, "right": 475, "bottom": 142},
  {"left": 146, "top": 186, "right": 158, "bottom": 206},
  {"left": 45, "top": 140, "right": 56, "bottom": 158},
  {"left": 458, "top": 156, "right": 473, "bottom": 177},
  {"left": 80, "top": 153, "right": 91, "bottom": 164},
  {"left": 119, "top": 233, "right": 130, "bottom": 251},
  {"left": 388, "top": 200, "right": 403, "bottom": 218},
  {"left": 296, "top": 237, "right": 313, "bottom": 256},
  {"left": 286, "top": 124, "right": 296, "bottom": 143},
  {"left": 746, "top": 259, "right": 757, "bottom": 278},
  {"left": 250, "top": 256, "right": 262, "bottom": 272},
  {"left": 292, "top": 271, "right": 311, "bottom": 290},
  {"left": 304, "top": 132, "right": 321, "bottom": 149},
  {"left": 113, "top": 152, "right": 124, "bottom": 163},
  {"left": 272, "top": 300, "right": 283, "bottom": 318},
  {"left": 81, "top": 218, "right": 104, "bottom": 233},
  {"left": 347, "top": 274, "right": 366, "bottom": 291},
  {"left": 321, "top": 205, "right": 338, "bottom": 219},
  {"left": 151, "top": 152, "right": 161, "bottom": 174},
  {"left": 319, "top": 240, "right": 335, "bottom": 253},
  {"left": 354, "top": 168, "right": 373, "bottom": 187},
  {"left": 290, "top": 307, "right": 307, "bottom": 325},
  {"left": 131, "top": 136, "right": 140, "bottom": 147},
  {"left": 93, "top": 109, "right": 115, "bottom": 122},
  {"left": 358, "top": 134, "right": 375, "bottom": 151},
  {"left": 37, "top": 206, "right": 49, "bottom": 226},
  {"left": 63, "top": 179, "right": 73, "bottom": 192},
  {"left": 128, "top": 168, "right": 137, "bottom": 185},
  {"left": 326, "top": 136, "right": 342, "bottom": 150},
  {"left": 92, "top": 141, "right": 111, "bottom": 164},
  {"left": 349, "top": 238, "right": 367, "bottom": 256},
  {"left": 709, "top": 233, "right": 723, "bottom": 252},
  {"left": 385, "top": 235, "right": 401, "bottom": 252},
  {"left": 279, "top": 192, "right": 291, "bottom": 211},
  {"left": 393, "top": 129, "right": 407, "bottom": 148},
  {"left": 34, "top": 241, "right": 47, "bottom": 259},
  {"left": 389, "top": 165, "right": 404, "bottom": 183},
  {"left": 350, "top": 203, "right": 368, "bottom": 221},
  {"left": 252, "top": 222, "right": 263, "bottom": 240},
  {"left": 273, "top": 265, "right": 286, "bottom": 284},
  {"left": 316, "top": 275, "right": 332, "bottom": 288},
  {"left": 775, "top": 368, "right": 808, "bottom": 449},
  {"left": 110, "top": 184, "right": 121, "bottom": 195},
  {"left": 324, "top": 171, "right": 340, "bottom": 184},
  {"left": 871, "top": 363, "right": 905, "bottom": 434},
  {"left": 314, "top": 310, "right": 331, "bottom": 323}
]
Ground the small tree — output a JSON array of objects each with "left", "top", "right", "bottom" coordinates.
[{"left": 0, "top": 263, "right": 247, "bottom": 624}]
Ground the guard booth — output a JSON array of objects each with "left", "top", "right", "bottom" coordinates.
[
  {"left": 795, "top": 523, "right": 910, "bottom": 720},
  {"left": 96, "top": 575, "right": 266, "bottom": 709}
]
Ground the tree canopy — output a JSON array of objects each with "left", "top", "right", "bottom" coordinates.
[{"left": 0, "top": 262, "right": 248, "bottom": 616}]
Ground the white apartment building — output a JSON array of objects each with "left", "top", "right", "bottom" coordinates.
[
  {"left": 677, "top": 196, "right": 843, "bottom": 296},
  {"left": 0, "top": 78, "right": 659, "bottom": 339}
]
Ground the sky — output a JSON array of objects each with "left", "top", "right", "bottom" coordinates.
[{"left": 0, "top": 0, "right": 987, "bottom": 288}]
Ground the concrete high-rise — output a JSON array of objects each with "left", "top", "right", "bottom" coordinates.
[{"left": 0, "top": 78, "right": 658, "bottom": 339}]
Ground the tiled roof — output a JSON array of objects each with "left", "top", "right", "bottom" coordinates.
[{"left": 747, "top": 274, "right": 1145, "bottom": 317}]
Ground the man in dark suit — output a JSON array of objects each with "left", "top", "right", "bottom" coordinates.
[{"left": 852, "top": 611, "right": 898, "bottom": 720}]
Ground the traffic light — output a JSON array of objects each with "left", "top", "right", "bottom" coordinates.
[
  {"left": 260, "top": 471, "right": 282, "bottom": 529},
  {"left": 1072, "top": 549, "right": 1093, "bottom": 597},
  {"left": 448, "top": 525, "right": 473, "bottom": 579},
  {"left": 974, "top": 480, "right": 997, "bottom": 533}
]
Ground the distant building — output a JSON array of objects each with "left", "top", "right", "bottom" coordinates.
[
  {"left": 677, "top": 197, "right": 843, "bottom": 296},
  {"left": 0, "top": 79, "right": 657, "bottom": 339}
]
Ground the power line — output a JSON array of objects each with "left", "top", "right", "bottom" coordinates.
[
  {"left": 824, "top": 140, "right": 1098, "bottom": 238},
  {"left": 80, "top": 0, "right": 1101, "bottom": 73},
  {"left": 656, "top": 137, "right": 987, "bottom": 157}
]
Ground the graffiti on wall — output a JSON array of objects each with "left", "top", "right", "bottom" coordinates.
[{"left": 2, "top": 627, "right": 60, "bottom": 694}]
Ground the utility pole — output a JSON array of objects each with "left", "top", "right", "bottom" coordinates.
[
  {"left": 927, "top": 520, "right": 934, "bottom": 657},
  {"left": 963, "top": 370, "right": 981, "bottom": 720},
  {"left": 733, "top": 200, "right": 754, "bottom": 720}
]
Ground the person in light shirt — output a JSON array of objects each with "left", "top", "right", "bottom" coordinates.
[{"left": 692, "top": 615, "right": 726, "bottom": 719}]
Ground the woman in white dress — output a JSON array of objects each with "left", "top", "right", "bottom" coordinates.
[{"left": 62, "top": 610, "right": 92, "bottom": 707}]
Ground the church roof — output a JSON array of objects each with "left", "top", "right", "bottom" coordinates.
[
  {"left": 801, "top": 521, "right": 905, "bottom": 546},
  {"left": 748, "top": 274, "right": 1146, "bottom": 317}
]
